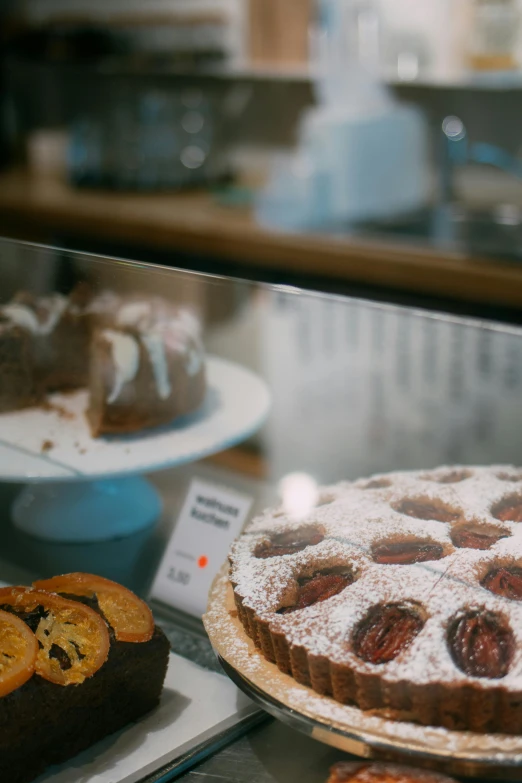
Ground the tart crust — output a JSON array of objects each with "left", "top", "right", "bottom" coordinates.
[{"left": 204, "top": 566, "right": 522, "bottom": 775}]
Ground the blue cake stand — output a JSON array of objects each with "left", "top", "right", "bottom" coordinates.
[{"left": 0, "top": 357, "right": 270, "bottom": 542}]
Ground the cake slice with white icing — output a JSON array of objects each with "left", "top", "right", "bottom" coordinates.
[
  {"left": 0, "top": 287, "right": 206, "bottom": 437},
  {"left": 86, "top": 295, "right": 206, "bottom": 436},
  {"left": 0, "top": 290, "right": 91, "bottom": 411}
]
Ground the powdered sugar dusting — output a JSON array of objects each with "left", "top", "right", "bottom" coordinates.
[
  {"left": 229, "top": 466, "right": 522, "bottom": 689},
  {"left": 204, "top": 566, "right": 522, "bottom": 761}
]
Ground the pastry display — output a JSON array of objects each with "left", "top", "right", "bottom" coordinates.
[
  {"left": 0, "top": 288, "right": 206, "bottom": 436},
  {"left": 228, "top": 465, "right": 522, "bottom": 734},
  {"left": 0, "top": 573, "right": 170, "bottom": 783},
  {"left": 327, "top": 762, "right": 457, "bottom": 783}
]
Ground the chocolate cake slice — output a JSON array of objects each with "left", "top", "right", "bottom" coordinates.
[
  {"left": 12, "top": 291, "right": 91, "bottom": 393},
  {"left": 86, "top": 307, "right": 206, "bottom": 437},
  {"left": 0, "top": 287, "right": 207, "bottom": 438},
  {"left": 0, "top": 290, "right": 91, "bottom": 406},
  {"left": 0, "top": 575, "right": 170, "bottom": 783},
  {"left": 0, "top": 318, "right": 39, "bottom": 412}
]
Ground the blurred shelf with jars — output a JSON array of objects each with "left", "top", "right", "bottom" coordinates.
[{"left": 2, "top": 1, "right": 522, "bottom": 321}]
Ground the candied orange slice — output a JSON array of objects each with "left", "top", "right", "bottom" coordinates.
[
  {"left": 34, "top": 573, "right": 154, "bottom": 643},
  {"left": 0, "top": 609, "right": 38, "bottom": 696},
  {"left": 0, "top": 587, "right": 109, "bottom": 686}
]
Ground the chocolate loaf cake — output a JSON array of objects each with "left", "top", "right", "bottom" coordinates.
[{"left": 0, "top": 574, "right": 170, "bottom": 783}]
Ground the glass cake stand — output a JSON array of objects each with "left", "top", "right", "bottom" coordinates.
[{"left": 0, "top": 357, "right": 270, "bottom": 542}]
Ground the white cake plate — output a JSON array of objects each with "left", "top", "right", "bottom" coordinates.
[{"left": 0, "top": 357, "right": 270, "bottom": 542}]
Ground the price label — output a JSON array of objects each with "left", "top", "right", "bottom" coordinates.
[{"left": 151, "top": 479, "right": 253, "bottom": 617}]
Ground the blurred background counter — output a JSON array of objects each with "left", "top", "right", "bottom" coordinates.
[
  {"left": 1, "top": 167, "right": 522, "bottom": 321},
  {"left": 2, "top": 0, "right": 522, "bottom": 322}
]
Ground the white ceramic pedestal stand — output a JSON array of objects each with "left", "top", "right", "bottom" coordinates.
[{"left": 0, "top": 357, "right": 270, "bottom": 543}]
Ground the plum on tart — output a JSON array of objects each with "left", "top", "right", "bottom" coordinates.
[
  {"left": 229, "top": 465, "right": 522, "bottom": 734},
  {"left": 0, "top": 573, "right": 169, "bottom": 783}
]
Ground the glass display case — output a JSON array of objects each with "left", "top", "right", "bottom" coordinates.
[{"left": 2, "top": 237, "right": 522, "bottom": 783}]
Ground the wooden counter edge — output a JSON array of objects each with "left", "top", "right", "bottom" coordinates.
[{"left": 0, "top": 169, "right": 521, "bottom": 309}]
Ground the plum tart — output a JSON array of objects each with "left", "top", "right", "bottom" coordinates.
[{"left": 229, "top": 465, "right": 522, "bottom": 734}]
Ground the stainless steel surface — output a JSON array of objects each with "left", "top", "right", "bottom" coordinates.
[
  {"left": 180, "top": 719, "right": 347, "bottom": 783},
  {"left": 139, "top": 712, "right": 269, "bottom": 783}
]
